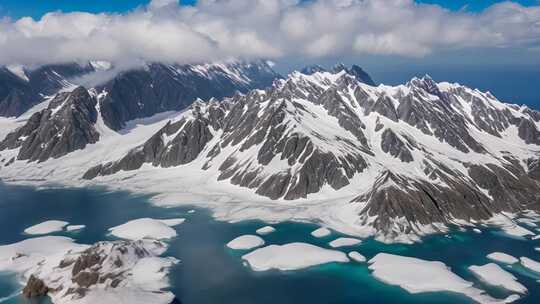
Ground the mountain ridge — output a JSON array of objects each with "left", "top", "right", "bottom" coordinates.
[{"left": 1, "top": 65, "right": 540, "bottom": 243}]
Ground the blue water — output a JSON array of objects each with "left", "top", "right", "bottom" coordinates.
[{"left": 0, "top": 183, "right": 539, "bottom": 304}]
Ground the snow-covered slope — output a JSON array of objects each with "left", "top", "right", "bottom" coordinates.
[{"left": 1, "top": 67, "right": 540, "bottom": 243}]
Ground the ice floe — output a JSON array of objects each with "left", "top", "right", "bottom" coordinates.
[
  {"left": 517, "top": 218, "right": 538, "bottom": 228},
  {"left": 329, "top": 237, "right": 362, "bottom": 248},
  {"left": 66, "top": 225, "right": 85, "bottom": 232},
  {"left": 469, "top": 263, "right": 527, "bottom": 294},
  {"left": 488, "top": 215, "right": 535, "bottom": 239},
  {"left": 227, "top": 235, "right": 265, "bottom": 250},
  {"left": 242, "top": 242, "right": 349, "bottom": 271},
  {"left": 520, "top": 257, "right": 540, "bottom": 273},
  {"left": 311, "top": 227, "right": 331, "bottom": 238},
  {"left": 487, "top": 252, "right": 519, "bottom": 264},
  {"left": 158, "top": 218, "right": 186, "bottom": 226},
  {"left": 368, "top": 253, "right": 517, "bottom": 304},
  {"left": 108, "top": 218, "right": 182, "bottom": 240},
  {"left": 24, "top": 220, "right": 69, "bottom": 235},
  {"left": 348, "top": 251, "right": 366, "bottom": 263},
  {"left": 256, "top": 226, "right": 276, "bottom": 235}
]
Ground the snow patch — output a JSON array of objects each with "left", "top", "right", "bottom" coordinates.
[
  {"left": 368, "top": 253, "right": 517, "bottom": 304},
  {"left": 226, "top": 235, "right": 265, "bottom": 250},
  {"left": 311, "top": 227, "right": 331, "bottom": 238},
  {"left": 242, "top": 242, "right": 349, "bottom": 271},
  {"left": 66, "top": 225, "right": 86, "bottom": 232},
  {"left": 469, "top": 263, "right": 527, "bottom": 294},
  {"left": 256, "top": 226, "right": 276, "bottom": 235},
  {"left": 487, "top": 252, "right": 519, "bottom": 264},
  {"left": 348, "top": 251, "right": 366, "bottom": 263},
  {"left": 520, "top": 257, "right": 540, "bottom": 273},
  {"left": 24, "top": 220, "right": 69, "bottom": 235},
  {"left": 108, "top": 218, "right": 181, "bottom": 240},
  {"left": 329, "top": 237, "right": 362, "bottom": 248}
]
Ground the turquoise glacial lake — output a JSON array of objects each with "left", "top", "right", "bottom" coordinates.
[{"left": 0, "top": 182, "right": 539, "bottom": 304}]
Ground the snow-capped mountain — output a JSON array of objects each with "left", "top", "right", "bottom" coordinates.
[
  {"left": 0, "top": 63, "right": 94, "bottom": 117},
  {"left": 0, "top": 60, "right": 279, "bottom": 161},
  {"left": 96, "top": 60, "right": 280, "bottom": 130},
  {"left": 0, "top": 60, "right": 280, "bottom": 128},
  {"left": 1, "top": 66, "right": 539, "bottom": 242}
]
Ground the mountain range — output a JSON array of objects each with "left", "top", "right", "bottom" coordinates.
[{"left": 1, "top": 62, "right": 539, "bottom": 243}]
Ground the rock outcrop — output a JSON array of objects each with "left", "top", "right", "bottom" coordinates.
[
  {"left": 0, "top": 87, "right": 99, "bottom": 162},
  {"left": 23, "top": 275, "right": 49, "bottom": 298}
]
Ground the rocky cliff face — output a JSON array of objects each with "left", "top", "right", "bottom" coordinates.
[
  {"left": 97, "top": 61, "right": 279, "bottom": 130},
  {"left": 0, "top": 63, "right": 95, "bottom": 117},
  {"left": 84, "top": 68, "right": 540, "bottom": 237},
  {"left": 0, "top": 87, "right": 99, "bottom": 162}
]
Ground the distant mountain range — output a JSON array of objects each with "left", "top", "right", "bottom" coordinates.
[{"left": 1, "top": 62, "right": 539, "bottom": 242}]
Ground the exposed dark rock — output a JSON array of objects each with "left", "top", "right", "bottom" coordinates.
[
  {"left": 527, "top": 158, "right": 540, "bottom": 180},
  {"left": 72, "top": 271, "right": 99, "bottom": 288},
  {"left": 332, "top": 63, "right": 376, "bottom": 86},
  {"left": 4, "top": 157, "right": 14, "bottom": 166},
  {"left": 380, "top": 129, "right": 414, "bottom": 162},
  {"left": 98, "top": 61, "right": 279, "bottom": 131},
  {"left": 0, "top": 63, "right": 95, "bottom": 117},
  {"left": 72, "top": 251, "right": 102, "bottom": 276},
  {"left": 518, "top": 118, "right": 540, "bottom": 144},
  {"left": 23, "top": 275, "right": 49, "bottom": 298},
  {"left": 353, "top": 171, "right": 494, "bottom": 235},
  {"left": 0, "top": 86, "right": 99, "bottom": 162}
]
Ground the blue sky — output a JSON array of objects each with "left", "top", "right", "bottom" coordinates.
[
  {"left": 0, "top": 0, "right": 538, "bottom": 107},
  {"left": 417, "top": 0, "right": 538, "bottom": 11},
  {"left": 0, "top": 0, "right": 195, "bottom": 19},
  {"left": 0, "top": 0, "right": 538, "bottom": 19}
]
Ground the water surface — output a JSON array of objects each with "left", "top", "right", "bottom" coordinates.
[{"left": 0, "top": 183, "right": 539, "bottom": 304}]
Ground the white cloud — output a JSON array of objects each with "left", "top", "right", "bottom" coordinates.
[{"left": 0, "top": 0, "right": 538, "bottom": 66}]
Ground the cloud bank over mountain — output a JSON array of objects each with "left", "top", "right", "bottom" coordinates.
[{"left": 0, "top": 0, "right": 538, "bottom": 67}]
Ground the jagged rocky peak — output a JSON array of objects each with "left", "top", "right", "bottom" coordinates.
[
  {"left": 299, "top": 63, "right": 376, "bottom": 86},
  {"left": 300, "top": 64, "right": 327, "bottom": 75},
  {"left": 332, "top": 63, "right": 377, "bottom": 86},
  {"left": 0, "top": 86, "right": 99, "bottom": 162}
]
